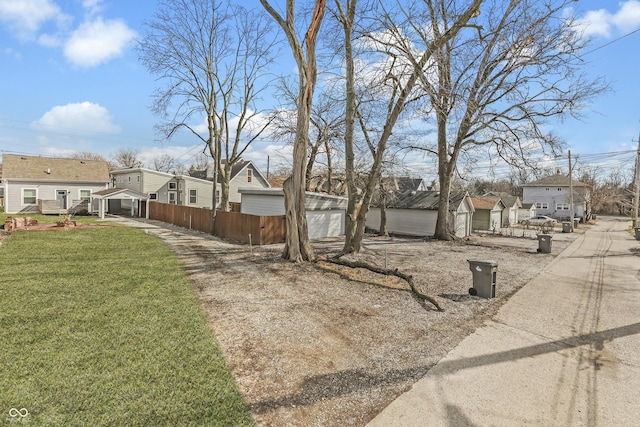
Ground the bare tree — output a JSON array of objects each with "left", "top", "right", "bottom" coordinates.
[
  {"left": 402, "top": 0, "right": 608, "bottom": 239},
  {"left": 71, "top": 152, "right": 116, "bottom": 169},
  {"left": 151, "top": 154, "right": 176, "bottom": 173},
  {"left": 260, "top": 0, "right": 327, "bottom": 262},
  {"left": 138, "top": 0, "right": 278, "bottom": 214},
  {"left": 112, "top": 148, "right": 143, "bottom": 169},
  {"left": 335, "top": 0, "right": 483, "bottom": 254},
  {"left": 272, "top": 78, "right": 345, "bottom": 193}
]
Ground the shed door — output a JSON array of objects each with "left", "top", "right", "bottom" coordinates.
[
  {"left": 56, "top": 190, "right": 67, "bottom": 208},
  {"left": 455, "top": 212, "right": 468, "bottom": 237},
  {"left": 490, "top": 210, "right": 502, "bottom": 229}
]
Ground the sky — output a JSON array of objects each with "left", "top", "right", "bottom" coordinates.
[{"left": 1, "top": 0, "right": 639, "bottom": 180}]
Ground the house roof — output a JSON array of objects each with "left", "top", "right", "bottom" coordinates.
[
  {"left": 3, "top": 154, "right": 110, "bottom": 182},
  {"left": 382, "top": 177, "right": 424, "bottom": 192},
  {"left": 521, "top": 203, "right": 535, "bottom": 209},
  {"left": 470, "top": 196, "right": 504, "bottom": 210},
  {"left": 384, "top": 190, "right": 470, "bottom": 211},
  {"left": 523, "top": 173, "right": 586, "bottom": 187},
  {"left": 92, "top": 188, "right": 149, "bottom": 200},
  {"left": 483, "top": 191, "right": 522, "bottom": 208}
]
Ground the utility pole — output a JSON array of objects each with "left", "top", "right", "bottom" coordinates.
[
  {"left": 633, "top": 133, "right": 640, "bottom": 228},
  {"left": 569, "top": 150, "right": 575, "bottom": 232}
]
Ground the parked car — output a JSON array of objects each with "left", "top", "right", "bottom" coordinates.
[{"left": 521, "top": 215, "right": 558, "bottom": 226}]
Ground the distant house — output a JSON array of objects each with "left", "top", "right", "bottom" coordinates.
[
  {"left": 366, "top": 190, "right": 475, "bottom": 238},
  {"left": 191, "top": 159, "right": 270, "bottom": 205},
  {"left": 470, "top": 196, "right": 506, "bottom": 231},
  {"left": 238, "top": 188, "right": 348, "bottom": 239},
  {"left": 522, "top": 172, "right": 590, "bottom": 221},
  {"left": 2, "top": 154, "right": 110, "bottom": 214},
  {"left": 110, "top": 168, "right": 215, "bottom": 213},
  {"left": 484, "top": 192, "right": 522, "bottom": 226}
]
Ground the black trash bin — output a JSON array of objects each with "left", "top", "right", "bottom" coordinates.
[
  {"left": 467, "top": 260, "right": 497, "bottom": 298},
  {"left": 537, "top": 234, "right": 552, "bottom": 253}
]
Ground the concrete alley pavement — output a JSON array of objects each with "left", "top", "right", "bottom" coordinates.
[{"left": 368, "top": 217, "right": 640, "bottom": 426}]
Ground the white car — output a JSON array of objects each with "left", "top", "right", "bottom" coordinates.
[{"left": 521, "top": 215, "right": 558, "bottom": 226}]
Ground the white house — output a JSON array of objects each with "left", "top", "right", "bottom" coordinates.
[
  {"left": 238, "top": 188, "right": 348, "bottom": 239},
  {"left": 110, "top": 168, "right": 215, "bottom": 211},
  {"left": 366, "top": 190, "right": 475, "bottom": 238},
  {"left": 2, "top": 154, "right": 110, "bottom": 214},
  {"left": 192, "top": 159, "right": 271, "bottom": 205},
  {"left": 522, "top": 172, "right": 590, "bottom": 221}
]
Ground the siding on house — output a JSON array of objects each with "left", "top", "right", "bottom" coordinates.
[
  {"left": 2, "top": 154, "right": 109, "bottom": 214},
  {"left": 522, "top": 173, "right": 589, "bottom": 219},
  {"left": 110, "top": 168, "right": 215, "bottom": 209}
]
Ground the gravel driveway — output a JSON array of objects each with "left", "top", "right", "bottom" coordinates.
[{"left": 107, "top": 217, "right": 582, "bottom": 426}]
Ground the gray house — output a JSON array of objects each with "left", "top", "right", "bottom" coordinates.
[
  {"left": 110, "top": 168, "right": 215, "bottom": 212},
  {"left": 2, "top": 154, "right": 110, "bottom": 214},
  {"left": 366, "top": 190, "right": 475, "bottom": 238},
  {"left": 522, "top": 172, "right": 590, "bottom": 221}
]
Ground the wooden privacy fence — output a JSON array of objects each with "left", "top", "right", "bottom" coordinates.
[{"left": 147, "top": 201, "right": 286, "bottom": 245}]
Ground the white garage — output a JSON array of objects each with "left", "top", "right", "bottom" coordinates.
[
  {"left": 366, "top": 191, "right": 474, "bottom": 238},
  {"left": 238, "top": 188, "right": 348, "bottom": 239}
]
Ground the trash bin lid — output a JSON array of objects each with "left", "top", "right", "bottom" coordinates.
[{"left": 467, "top": 259, "right": 498, "bottom": 267}]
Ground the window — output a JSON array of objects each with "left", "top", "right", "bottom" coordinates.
[
  {"left": 79, "top": 189, "right": 91, "bottom": 201},
  {"left": 22, "top": 188, "right": 37, "bottom": 205},
  {"left": 247, "top": 169, "right": 252, "bottom": 183},
  {"left": 128, "top": 176, "right": 131, "bottom": 182},
  {"left": 168, "top": 182, "right": 177, "bottom": 190},
  {"left": 168, "top": 192, "right": 177, "bottom": 204},
  {"left": 557, "top": 203, "right": 569, "bottom": 210},
  {"left": 137, "top": 175, "right": 140, "bottom": 183},
  {"left": 189, "top": 189, "right": 197, "bottom": 204},
  {"left": 535, "top": 202, "right": 549, "bottom": 209},
  {"left": 215, "top": 190, "right": 220, "bottom": 205},
  {"left": 149, "top": 193, "right": 158, "bottom": 200},
  {"left": 557, "top": 188, "right": 562, "bottom": 191}
]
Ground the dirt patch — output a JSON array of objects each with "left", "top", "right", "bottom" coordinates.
[{"left": 140, "top": 221, "right": 578, "bottom": 427}]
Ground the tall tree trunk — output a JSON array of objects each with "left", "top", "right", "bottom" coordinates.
[
  {"left": 379, "top": 184, "right": 388, "bottom": 237},
  {"left": 305, "top": 139, "right": 320, "bottom": 191},
  {"left": 261, "top": 0, "right": 325, "bottom": 261}
]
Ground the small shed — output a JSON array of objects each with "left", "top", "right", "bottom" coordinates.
[
  {"left": 518, "top": 203, "right": 536, "bottom": 223},
  {"left": 484, "top": 192, "right": 522, "bottom": 226},
  {"left": 92, "top": 188, "right": 150, "bottom": 219},
  {"left": 238, "top": 188, "right": 348, "bottom": 239},
  {"left": 366, "top": 190, "right": 474, "bottom": 238},
  {"left": 470, "top": 196, "right": 505, "bottom": 231}
]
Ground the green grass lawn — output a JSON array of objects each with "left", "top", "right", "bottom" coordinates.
[{"left": 0, "top": 222, "right": 253, "bottom": 426}]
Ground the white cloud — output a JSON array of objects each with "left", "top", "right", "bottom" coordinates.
[
  {"left": 32, "top": 102, "right": 121, "bottom": 135},
  {"left": 0, "top": 0, "right": 71, "bottom": 41},
  {"left": 63, "top": 17, "right": 136, "bottom": 68},
  {"left": 577, "top": 0, "right": 640, "bottom": 37},
  {"left": 82, "top": 0, "right": 104, "bottom": 17}
]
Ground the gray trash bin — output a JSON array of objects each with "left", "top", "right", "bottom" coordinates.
[
  {"left": 573, "top": 218, "right": 579, "bottom": 228},
  {"left": 562, "top": 222, "right": 571, "bottom": 233},
  {"left": 635, "top": 227, "right": 640, "bottom": 240},
  {"left": 467, "top": 260, "right": 497, "bottom": 298},
  {"left": 537, "top": 233, "right": 552, "bottom": 253}
]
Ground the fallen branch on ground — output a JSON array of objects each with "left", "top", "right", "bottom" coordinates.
[{"left": 317, "top": 256, "right": 444, "bottom": 312}]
